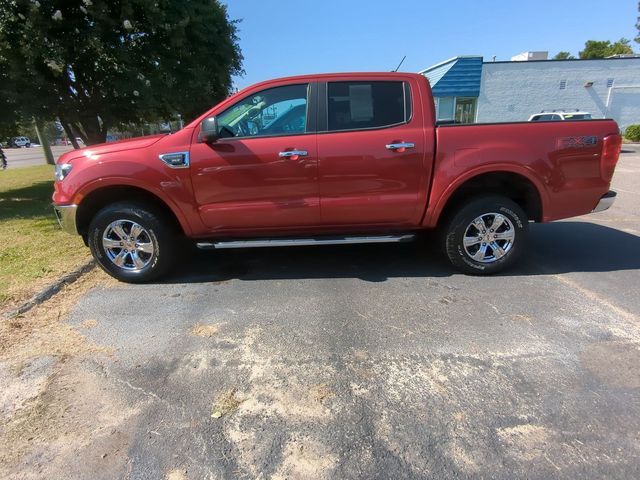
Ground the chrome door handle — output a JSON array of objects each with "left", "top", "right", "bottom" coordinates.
[
  {"left": 385, "top": 142, "right": 415, "bottom": 150},
  {"left": 279, "top": 150, "right": 308, "bottom": 158}
]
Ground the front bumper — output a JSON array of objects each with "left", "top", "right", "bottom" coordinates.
[
  {"left": 53, "top": 204, "right": 79, "bottom": 235},
  {"left": 592, "top": 191, "right": 617, "bottom": 213}
]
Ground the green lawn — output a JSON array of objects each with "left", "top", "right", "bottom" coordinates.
[{"left": 0, "top": 165, "right": 90, "bottom": 310}]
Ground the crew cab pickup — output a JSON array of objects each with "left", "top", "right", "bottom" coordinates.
[{"left": 53, "top": 73, "right": 622, "bottom": 282}]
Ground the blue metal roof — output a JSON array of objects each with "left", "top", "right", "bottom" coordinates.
[{"left": 420, "top": 56, "right": 483, "bottom": 97}]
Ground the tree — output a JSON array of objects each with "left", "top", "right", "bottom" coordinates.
[
  {"left": 553, "top": 51, "right": 575, "bottom": 60},
  {"left": 0, "top": 0, "right": 243, "bottom": 145},
  {"left": 636, "top": 1, "right": 639, "bottom": 44},
  {"left": 579, "top": 38, "right": 633, "bottom": 59},
  {"left": 0, "top": 51, "right": 23, "bottom": 140}
]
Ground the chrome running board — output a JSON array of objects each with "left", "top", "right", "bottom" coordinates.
[{"left": 196, "top": 234, "right": 415, "bottom": 250}]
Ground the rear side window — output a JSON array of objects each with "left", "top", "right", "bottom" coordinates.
[
  {"left": 564, "top": 113, "right": 591, "bottom": 120},
  {"left": 327, "top": 81, "right": 410, "bottom": 132}
]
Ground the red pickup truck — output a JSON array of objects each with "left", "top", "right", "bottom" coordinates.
[{"left": 53, "top": 72, "right": 621, "bottom": 282}]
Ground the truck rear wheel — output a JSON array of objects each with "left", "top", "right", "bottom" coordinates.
[
  {"left": 88, "top": 202, "right": 176, "bottom": 283},
  {"left": 442, "top": 196, "right": 528, "bottom": 275}
]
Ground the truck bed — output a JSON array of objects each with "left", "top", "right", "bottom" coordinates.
[{"left": 424, "top": 119, "right": 620, "bottom": 226}]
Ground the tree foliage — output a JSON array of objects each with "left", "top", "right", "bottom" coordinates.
[
  {"left": 636, "top": 1, "right": 639, "bottom": 44},
  {"left": 553, "top": 51, "right": 575, "bottom": 60},
  {"left": 0, "top": 0, "right": 243, "bottom": 144},
  {"left": 579, "top": 38, "right": 634, "bottom": 59},
  {"left": 625, "top": 124, "right": 640, "bottom": 142},
  {"left": 0, "top": 49, "right": 25, "bottom": 138}
]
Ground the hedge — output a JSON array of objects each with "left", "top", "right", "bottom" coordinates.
[{"left": 625, "top": 124, "right": 640, "bottom": 142}]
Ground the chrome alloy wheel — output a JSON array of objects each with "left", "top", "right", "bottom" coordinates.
[
  {"left": 102, "top": 220, "right": 155, "bottom": 271},
  {"left": 462, "top": 212, "right": 515, "bottom": 263}
]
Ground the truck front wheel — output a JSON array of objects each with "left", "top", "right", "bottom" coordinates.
[
  {"left": 442, "top": 196, "right": 528, "bottom": 275},
  {"left": 87, "top": 202, "right": 176, "bottom": 283}
]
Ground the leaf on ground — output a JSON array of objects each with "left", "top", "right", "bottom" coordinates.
[
  {"left": 189, "top": 324, "right": 219, "bottom": 338},
  {"left": 211, "top": 388, "right": 243, "bottom": 418}
]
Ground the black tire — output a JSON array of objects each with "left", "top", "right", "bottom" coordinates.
[
  {"left": 25, "top": 143, "right": 30, "bottom": 148},
  {"left": 442, "top": 195, "right": 528, "bottom": 275},
  {"left": 88, "top": 202, "right": 176, "bottom": 283}
]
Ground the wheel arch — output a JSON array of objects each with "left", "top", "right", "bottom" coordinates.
[
  {"left": 76, "top": 185, "right": 189, "bottom": 239},
  {"left": 431, "top": 169, "right": 546, "bottom": 227}
]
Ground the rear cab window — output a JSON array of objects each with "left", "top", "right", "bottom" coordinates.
[
  {"left": 531, "top": 114, "right": 557, "bottom": 121},
  {"left": 325, "top": 81, "right": 411, "bottom": 132}
]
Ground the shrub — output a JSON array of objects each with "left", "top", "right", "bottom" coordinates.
[{"left": 625, "top": 124, "right": 640, "bottom": 142}]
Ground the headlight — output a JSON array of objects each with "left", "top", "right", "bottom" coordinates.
[{"left": 55, "top": 163, "right": 72, "bottom": 181}]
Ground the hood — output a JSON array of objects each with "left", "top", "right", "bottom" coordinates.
[{"left": 59, "top": 134, "right": 167, "bottom": 163}]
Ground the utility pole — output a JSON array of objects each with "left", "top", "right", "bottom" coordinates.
[{"left": 33, "top": 118, "right": 55, "bottom": 165}]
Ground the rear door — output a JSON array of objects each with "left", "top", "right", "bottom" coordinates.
[
  {"left": 189, "top": 81, "right": 320, "bottom": 231},
  {"left": 316, "top": 76, "right": 433, "bottom": 226}
]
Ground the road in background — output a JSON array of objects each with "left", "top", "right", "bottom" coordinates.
[{"left": 1, "top": 146, "right": 75, "bottom": 169}]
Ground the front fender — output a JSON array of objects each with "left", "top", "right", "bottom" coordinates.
[{"left": 53, "top": 156, "right": 199, "bottom": 236}]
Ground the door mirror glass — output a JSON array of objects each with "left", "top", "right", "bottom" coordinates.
[{"left": 199, "top": 116, "right": 219, "bottom": 143}]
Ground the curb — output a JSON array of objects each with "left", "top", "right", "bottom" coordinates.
[{"left": 3, "top": 260, "right": 96, "bottom": 319}]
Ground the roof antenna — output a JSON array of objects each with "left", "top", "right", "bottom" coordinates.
[{"left": 393, "top": 55, "right": 406, "bottom": 72}]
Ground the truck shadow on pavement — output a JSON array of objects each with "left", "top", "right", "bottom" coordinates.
[{"left": 165, "top": 221, "right": 640, "bottom": 283}]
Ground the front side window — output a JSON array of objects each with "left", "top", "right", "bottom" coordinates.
[
  {"left": 217, "top": 83, "right": 309, "bottom": 139},
  {"left": 327, "top": 81, "right": 409, "bottom": 132}
]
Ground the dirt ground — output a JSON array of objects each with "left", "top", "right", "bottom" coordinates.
[{"left": 0, "top": 270, "right": 121, "bottom": 479}]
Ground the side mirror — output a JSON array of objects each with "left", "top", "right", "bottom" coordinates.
[{"left": 199, "top": 116, "right": 219, "bottom": 143}]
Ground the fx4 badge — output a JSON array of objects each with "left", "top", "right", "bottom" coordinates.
[{"left": 557, "top": 136, "right": 598, "bottom": 149}]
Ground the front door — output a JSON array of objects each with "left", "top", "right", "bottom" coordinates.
[{"left": 190, "top": 82, "right": 319, "bottom": 232}]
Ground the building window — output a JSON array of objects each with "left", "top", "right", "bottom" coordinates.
[
  {"left": 607, "top": 78, "right": 615, "bottom": 88},
  {"left": 454, "top": 97, "right": 477, "bottom": 124},
  {"left": 559, "top": 80, "right": 567, "bottom": 90},
  {"left": 437, "top": 97, "right": 455, "bottom": 121}
]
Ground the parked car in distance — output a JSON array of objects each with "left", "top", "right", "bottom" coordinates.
[
  {"left": 10, "top": 136, "right": 31, "bottom": 148},
  {"left": 528, "top": 111, "right": 593, "bottom": 122},
  {"left": 53, "top": 72, "right": 622, "bottom": 282}
]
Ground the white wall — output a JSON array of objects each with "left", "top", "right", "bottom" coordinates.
[{"left": 477, "top": 58, "right": 640, "bottom": 131}]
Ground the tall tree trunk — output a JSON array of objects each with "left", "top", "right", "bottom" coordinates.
[
  {"left": 61, "top": 122, "right": 80, "bottom": 149},
  {"left": 78, "top": 115, "right": 107, "bottom": 145},
  {"left": 33, "top": 118, "right": 55, "bottom": 165}
]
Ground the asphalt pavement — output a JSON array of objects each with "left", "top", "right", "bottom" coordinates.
[{"left": 11, "top": 146, "right": 640, "bottom": 479}]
